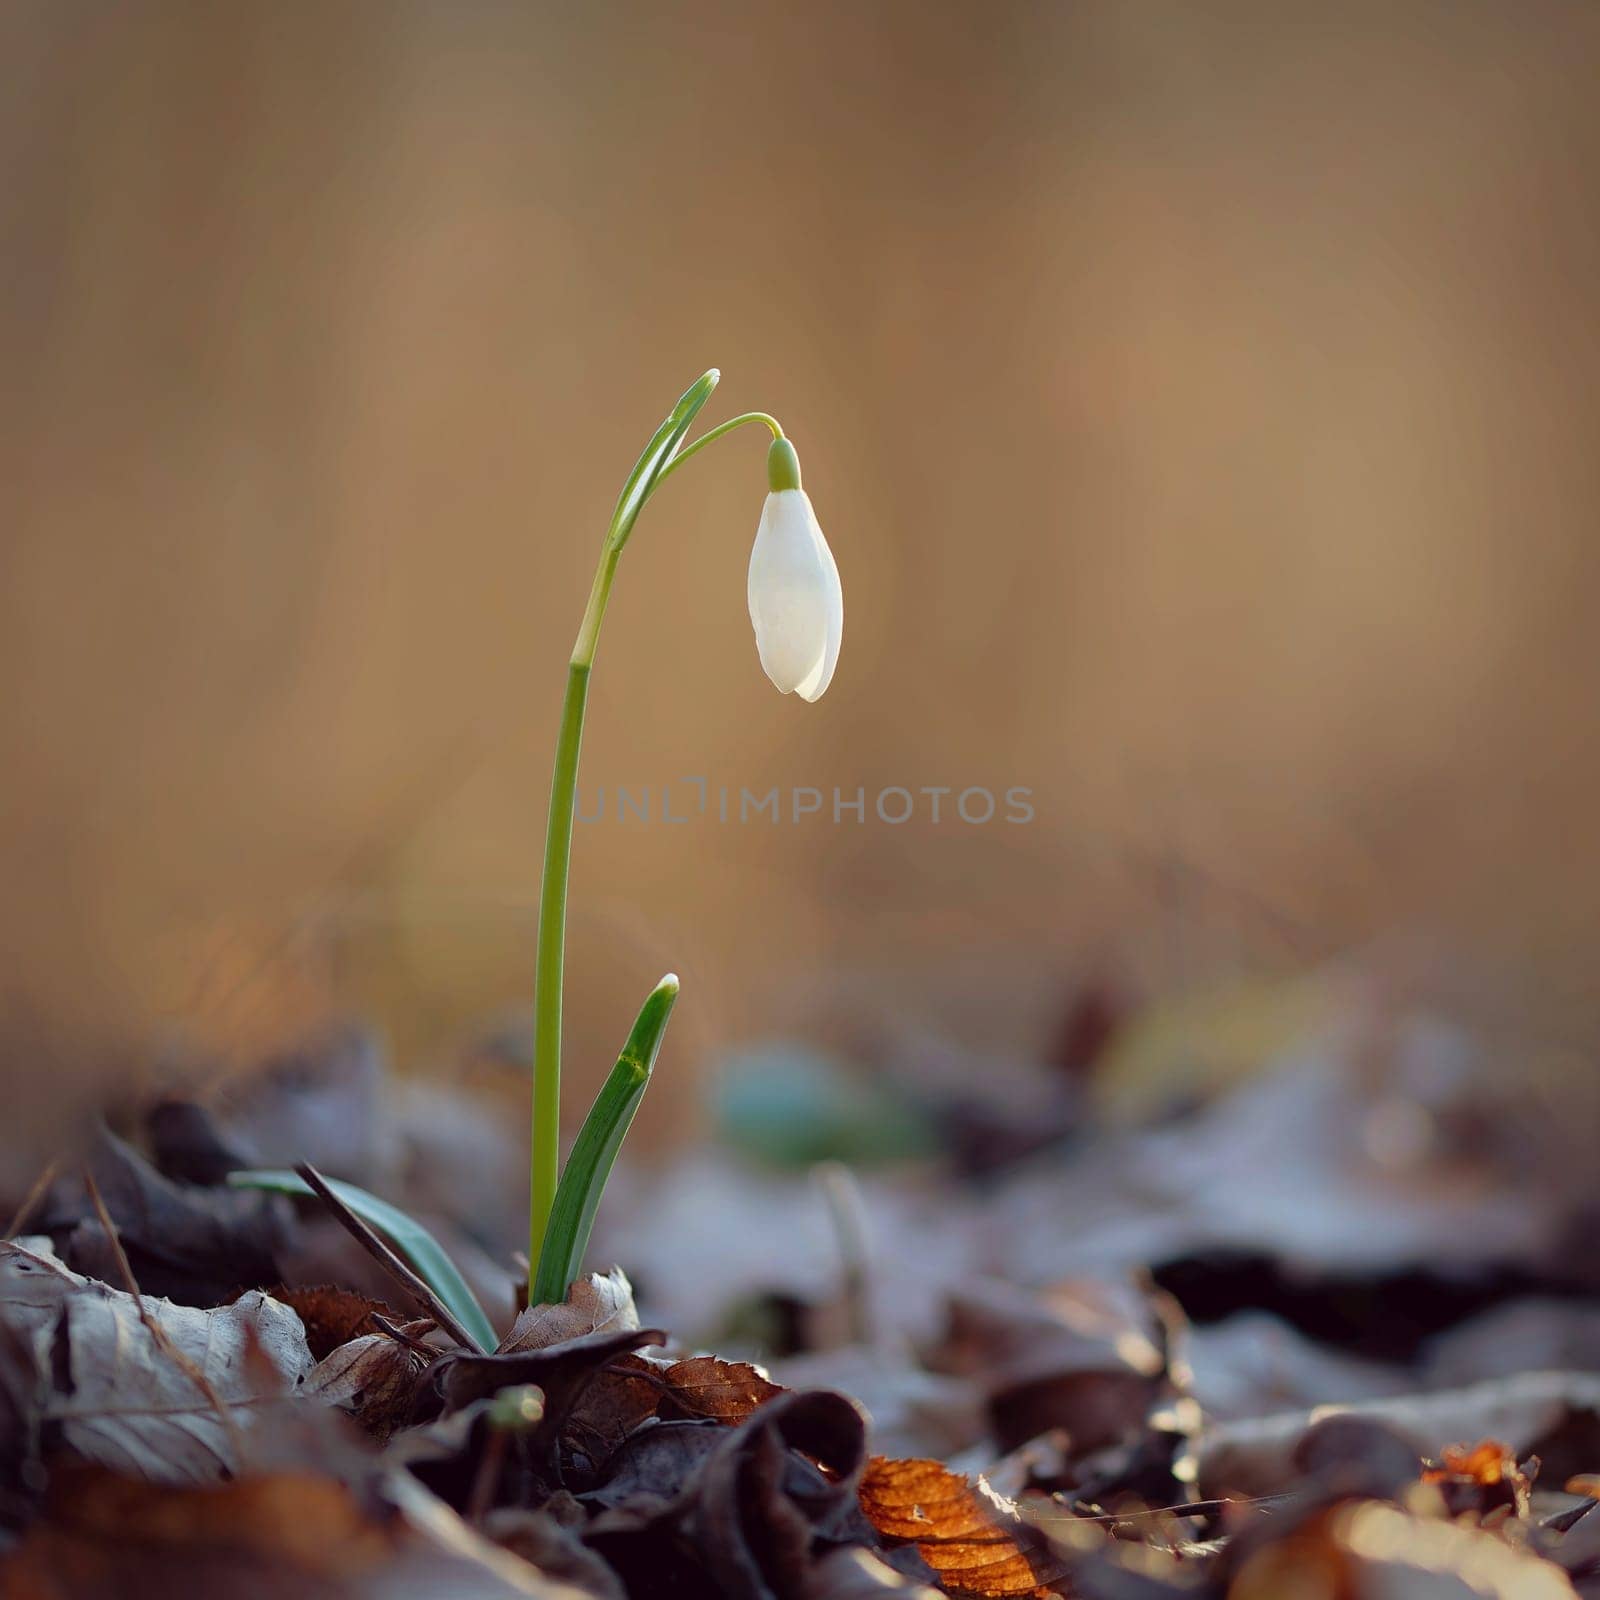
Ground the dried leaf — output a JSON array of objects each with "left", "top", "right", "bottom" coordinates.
[
  {"left": 858, "top": 1456, "right": 1069, "bottom": 1598},
  {"left": 562, "top": 1350, "right": 785, "bottom": 1474},
  {"left": 0, "top": 1238, "right": 313, "bottom": 1483},
  {"left": 268, "top": 1283, "right": 400, "bottom": 1361},
  {"left": 437, "top": 1327, "right": 665, "bottom": 1418},
  {"left": 583, "top": 1389, "right": 882, "bottom": 1600},
  {"left": 306, "top": 1333, "right": 425, "bottom": 1442},
  {"left": 42, "top": 1129, "right": 287, "bottom": 1307},
  {"left": 503, "top": 1268, "right": 639, "bottom": 1353},
  {"left": 580, "top": 1419, "right": 725, "bottom": 1513},
  {"left": 690, "top": 1390, "right": 879, "bottom": 1599},
  {"left": 0, "top": 1463, "right": 589, "bottom": 1598},
  {"left": 657, "top": 1355, "right": 785, "bottom": 1423},
  {"left": 0, "top": 1466, "right": 391, "bottom": 1599},
  {"left": 145, "top": 1099, "right": 254, "bottom": 1187}
]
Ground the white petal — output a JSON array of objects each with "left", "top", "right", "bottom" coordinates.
[
  {"left": 747, "top": 490, "right": 842, "bottom": 699},
  {"left": 794, "top": 531, "right": 842, "bottom": 702}
]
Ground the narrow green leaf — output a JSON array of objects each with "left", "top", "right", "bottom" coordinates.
[
  {"left": 532, "top": 972, "right": 679, "bottom": 1306},
  {"left": 607, "top": 371, "right": 719, "bottom": 553},
  {"left": 226, "top": 1168, "right": 498, "bottom": 1354}
]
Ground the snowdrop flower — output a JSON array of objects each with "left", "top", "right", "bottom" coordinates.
[{"left": 747, "top": 438, "right": 843, "bottom": 701}]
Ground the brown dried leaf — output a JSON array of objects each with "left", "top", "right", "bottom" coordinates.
[
  {"left": 858, "top": 1456, "right": 1069, "bottom": 1598},
  {"left": 0, "top": 1463, "right": 588, "bottom": 1598},
  {"left": 306, "top": 1333, "right": 425, "bottom": 1442},
  {"left": 502, "top": 1267, "right": 638, "bottom": 1353},
  {"left": 438, "top": 1327, "right": 665, "bottom": 1417},
  {"left": 658, "top": 1355, "right": 785, "bottom": 1423},
  {"left": 42, "top": 1129, "right": 287, "bottom": 1307},
  {"left": 691, "top": 1390, "right": 878, "bottom": 1598},
  {"left": 564, "top": 1351, "right": 784, "bottom": 1473},
  {"left": 581, "top": 1420, "right": 722, "bottom": 1521},
  {"left": 268, "top": 1283, "right": 399, "bottom": 1361},
  {"left": 0, "top": 1239, "right": 313, "bottom": 1484},
  {"left": 582, "top": 1389, "right": 879, "bottom": 1599},
  {"left": 0, "top": 1466, "right": 392, "bottom": 1599}
]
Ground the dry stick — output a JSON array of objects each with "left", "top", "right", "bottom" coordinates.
[
  {"left": 4, "top": 1157, "right": 59, "bottom": 1238},
  {"left": 369, "top": 1311, "right": 438, "bottom": 1357},
  {"left": 82, "top": 1168, "right": 248, "bottom": 1464},
  {"left": 293, "top": 1162, "right": 483, "bottom": 1352}
]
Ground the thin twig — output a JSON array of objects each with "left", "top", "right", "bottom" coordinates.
[
  {"left": 294, "top": 1162, "right": 484, "bottom": 1352},
  {"left": 82, "top": 1168, "right": 247, "bottom": 1462},
  {"left": 369, "top": 1311, "right": 439, "bottom": 1357},
  {"left": 1034, "top": 1493, "right": 1293, "bottom": 1527},
  {"left": 4, "top": 1157, "right": 59, "bottom": 1238}
]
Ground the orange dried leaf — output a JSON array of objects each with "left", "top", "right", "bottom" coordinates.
[{"left": 858, "top": 1456, "right": 1068, "bottom": 1598}]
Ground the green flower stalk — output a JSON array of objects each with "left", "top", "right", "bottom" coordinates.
[{"left": 528, "top": 370, "right": 842, "bottom": 1300}]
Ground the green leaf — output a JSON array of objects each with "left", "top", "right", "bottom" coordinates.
[
  {"left": 226, "top": 1168, "right": 498, "bottom": 1354},
  {"left": 532, "top": 972, "right": 679, "bottom": 1306},
  {"left": 607, "top": 370, "right": 719, "bottom": 553}
]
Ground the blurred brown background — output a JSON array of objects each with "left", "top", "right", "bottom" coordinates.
[{"left": 3, "top": 0, "right": 1599, "bottom": 1152}]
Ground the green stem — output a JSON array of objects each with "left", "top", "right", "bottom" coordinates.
[
  {"left": 533, "top": 372, "right": 781, "bottom": 1302},
  {"left": 653, "top": 412, "right": 783, "bottom": 490},
  {"left": 530, "top": 657, "right": 592, "bottom": 1272}
]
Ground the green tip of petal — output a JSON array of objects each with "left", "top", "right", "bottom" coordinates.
[{"left": 767, "top": 436, "right": 802, "bottom": 492}]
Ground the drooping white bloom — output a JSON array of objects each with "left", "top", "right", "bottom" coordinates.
[{"left": 747, "top": 485, "right": 843, "bottom": 702}]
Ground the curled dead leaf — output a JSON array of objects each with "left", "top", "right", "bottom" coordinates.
[
  {"left": 306, "top": 1333, "right": 426, "bottom": 1442},
  {"left": 584, "top": 1388, "right": 886, "bottom": 1600}
]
